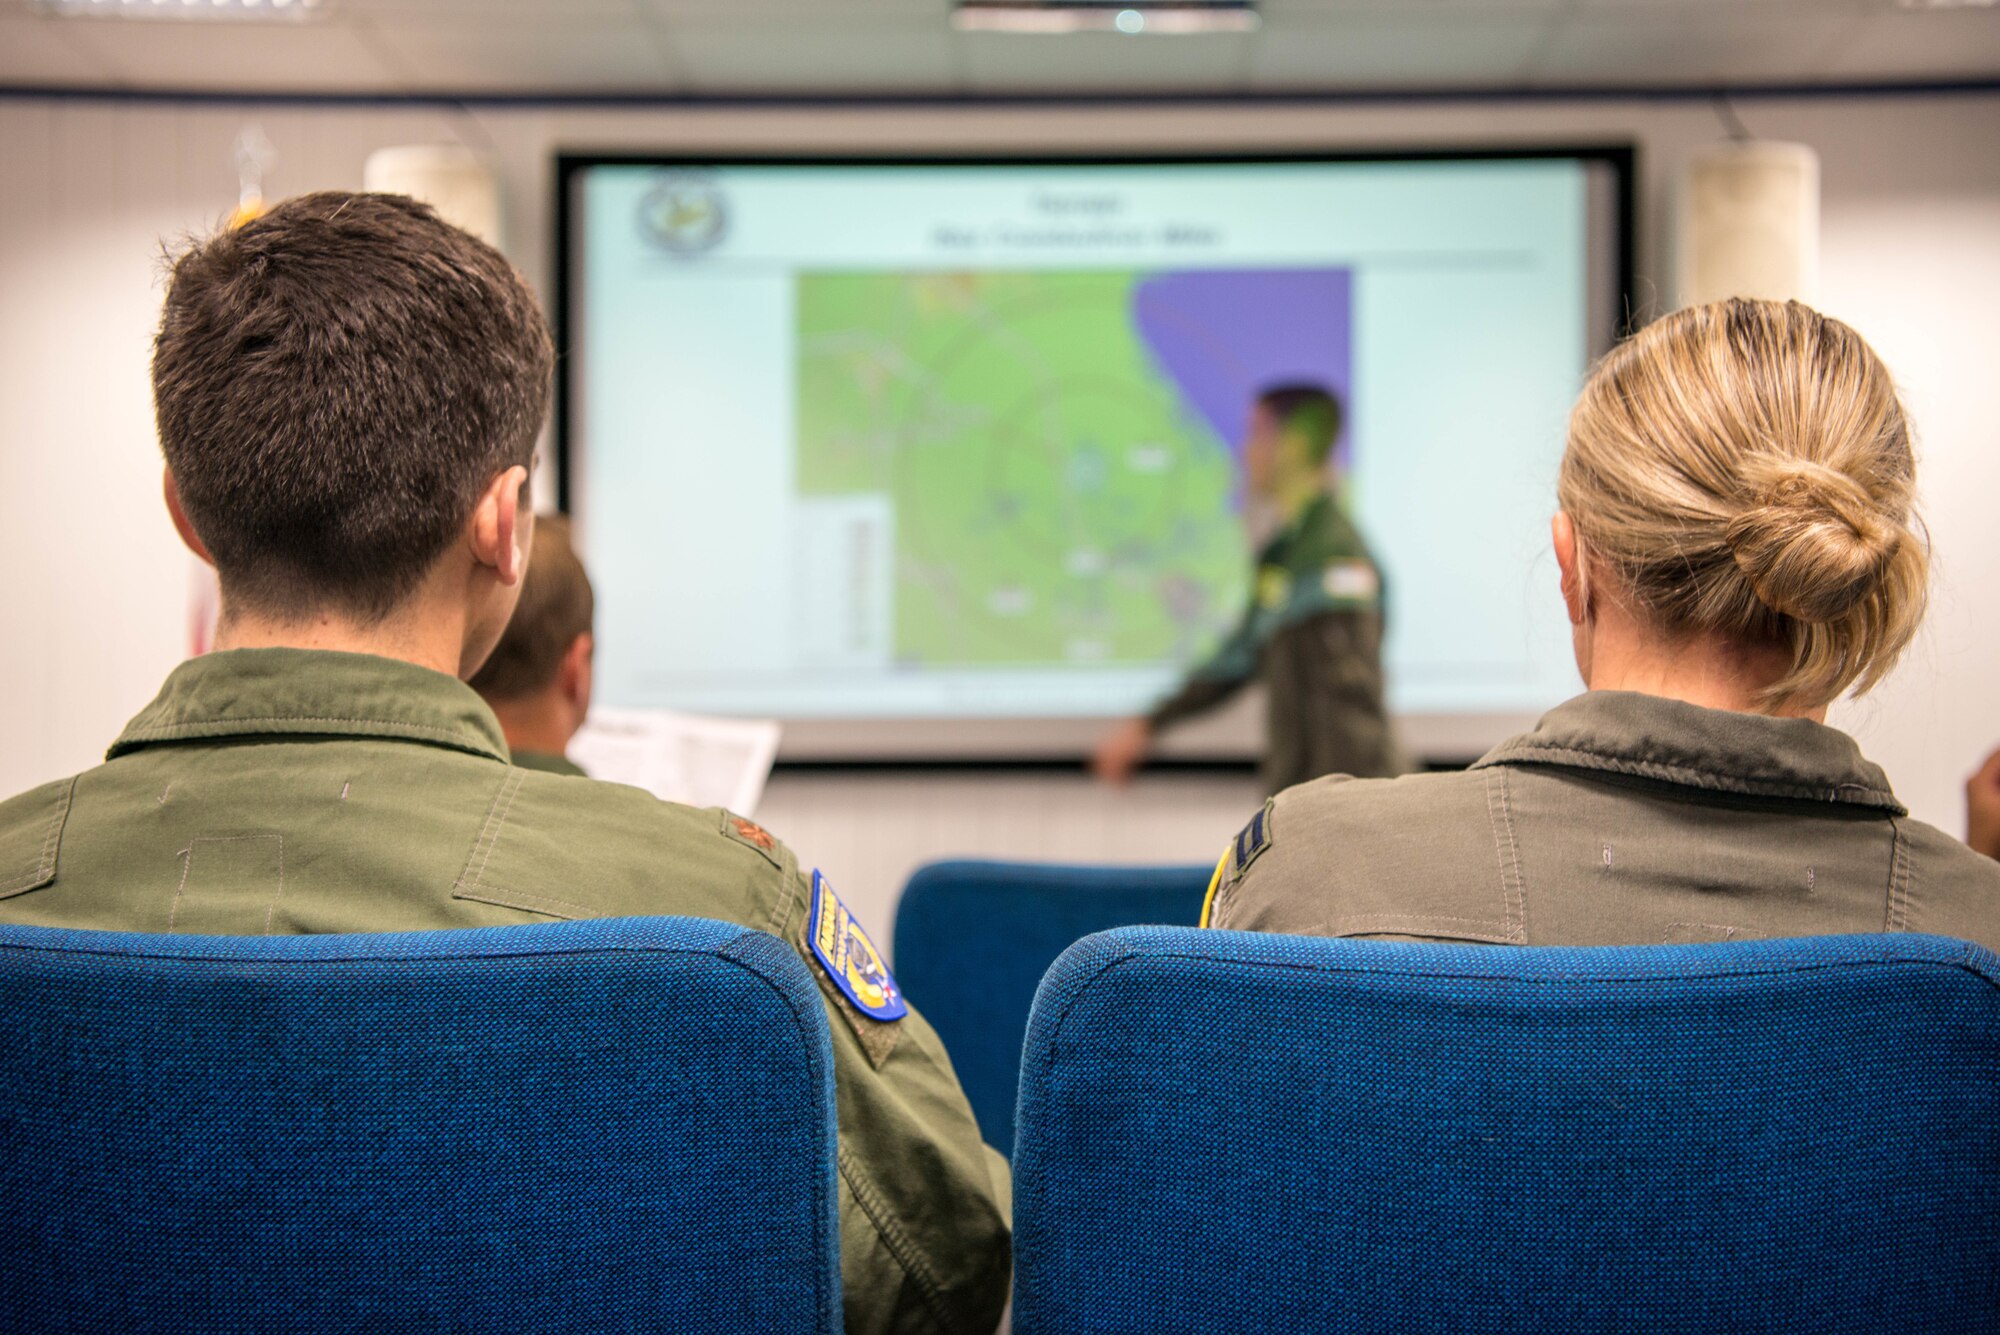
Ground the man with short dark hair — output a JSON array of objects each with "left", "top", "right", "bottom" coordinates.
[
  {"left": 1093, "top": 381, "right": 1402, "bottom": 795},
  {"left": 0, "top": 192, "right": 1010, "bottom": 1334},
  {"left": 470, "top": 514, "right": 595, "bottom": 776}
]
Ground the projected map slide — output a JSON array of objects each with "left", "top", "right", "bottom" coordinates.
[
  {"left": 574, "top": 159, "right": 1595, "bottom": 723},
  {"left": 795, "top": 268, "right": 1351, "bottom": 670}
]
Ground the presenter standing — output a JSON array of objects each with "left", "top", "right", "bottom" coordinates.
[{"left": 1093, "top": 383, "right": 1403, "bottom": 795}]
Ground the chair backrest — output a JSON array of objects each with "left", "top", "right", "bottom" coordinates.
[
  {"left": 0, "top": 917, "right": 840, "bottom": 1333},
  {"left": 893, "top": 859, "right": 1211, "bottom": 1153},
  {"left": 1013, "top": 927, "right": 2000, "bottom": 1334}
]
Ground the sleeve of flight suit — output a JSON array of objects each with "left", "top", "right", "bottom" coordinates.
[
  {"left": 780, "top": 865, "right": 1013, "bottom": 1335},
  {"left": 1146, "top": 600, "right": 1261, "bottom": 734},
  {"left": 1260, "top": 609, "right": 1401, "bottom": 791}
]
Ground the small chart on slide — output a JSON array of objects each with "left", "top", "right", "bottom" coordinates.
[{"left": 795, "top": 268, "right": 1354, "bottom": 669}]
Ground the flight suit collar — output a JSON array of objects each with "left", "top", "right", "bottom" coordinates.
[
  {"left": 1473, "top": 690, "right": 1905, "bottom": 814},
  {"left": 108, "top": 648, "right": 512, "bottom": 764},
  {"left": 1258, "top": 491, "right": 1334, "bottom": 564}
]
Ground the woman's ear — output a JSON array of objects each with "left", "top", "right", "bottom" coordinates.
[{"left": 1552, "top": 512, "right": 1588, "bottom": 626}]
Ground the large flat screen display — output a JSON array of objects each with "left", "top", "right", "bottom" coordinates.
[{"left": 559, "top": 150, "right": 1630, "bottom": 760}]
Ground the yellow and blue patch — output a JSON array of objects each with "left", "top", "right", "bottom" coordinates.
[
  {"left": 1201, "top": 802, "right": 1276, "bottom": 927},
  {"left": 808, "top": 870, "right": 906, "bottom": 1022}
]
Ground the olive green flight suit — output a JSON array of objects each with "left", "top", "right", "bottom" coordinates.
[
  {"left": 0, "top": 648, "right": 1010, "bottom": 1335},
  {"left": 1205, "top": 690, "right": 2000, "bottom": 952},
  {"left": 1150, "top": 491, "right": 1402, "bottom": 795},
  {"left": 510, "top": 749, "right": 587, "bottom": 778}
]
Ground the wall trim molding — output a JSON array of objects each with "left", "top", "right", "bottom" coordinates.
[{"left": 1, "top": 79, "right": 1997, "bottom": 112}]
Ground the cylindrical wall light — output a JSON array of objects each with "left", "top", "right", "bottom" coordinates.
[{"left": 1679, "top": 140, "right": 1820, "bottom": 308}]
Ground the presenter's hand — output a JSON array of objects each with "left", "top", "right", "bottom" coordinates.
[
  {"left": 1969, "top": 747, "right": 2000, "bottom": 860},
  {"left": 1092, "top": 718, "right": 1152, "bottom": 787}
]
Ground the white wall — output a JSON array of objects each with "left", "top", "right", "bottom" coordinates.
[{"left": 2, "top": 91, "right": 1995, "bottom": 943}]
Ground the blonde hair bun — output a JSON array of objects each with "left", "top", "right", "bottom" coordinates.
[
  {"left": 1724, "top": 455, "right": 1903, "bottom": 625},
  {"left": 1557, "top": 298, "right": 1928, "bottom": 710}
]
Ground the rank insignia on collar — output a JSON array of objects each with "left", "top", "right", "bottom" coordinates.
[
  {"left": 1231, "top": 801, "right": 1274, "bottom": 881},
  {"left": 808, "top": 870, "right": 907, "bottom": 1022}
]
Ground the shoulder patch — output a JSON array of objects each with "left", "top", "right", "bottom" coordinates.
[
  {"left": 1322, "top": 559, "right": 1380, "bottom": 604},
  {"left": 720, "top": 810, "right": 783, "bottom": 867},
  {"left": 807, "top": 870, "right": 906, "bottom": 1022},
  {"left": 1229, "top": 800, "right": 1275, "bottom": 883}
]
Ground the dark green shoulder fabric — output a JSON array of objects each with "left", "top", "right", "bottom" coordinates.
[
  {"left": 508, "top": 750, "right": 588, "bottom": 778},
  {"left": 0, "top": 777, "right": 71, "bottom": 901}
]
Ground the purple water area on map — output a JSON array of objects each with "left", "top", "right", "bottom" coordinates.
[{"left": 1131, "top": 268, "right": 1354, "bottom": 467}]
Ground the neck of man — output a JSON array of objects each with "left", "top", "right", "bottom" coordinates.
[
  {"left": 1582, "top": 604, "right": 1826, "bottom": 723},
  {"left": 485, "top": 690, "right": 579, "bottom": 760},
  {"left": 210, "top": 563, "right": 478, "bottom": 681},
  {"left": 1270, "top": 471, "right": 1328, "bottom": 531}
]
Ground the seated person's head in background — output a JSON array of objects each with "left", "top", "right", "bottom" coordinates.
[
  {"left": 468, "top": 515, "right": 595, "bottom": 769},
  {"left": 1244, "top": 382, "right": 1342, "bottom": 508},
  {"left": 1554, "top": 297, "right": 1926, "bottom": 718},
  {"left": 154, "top": 190, "right": 554, "bottom": 679}
]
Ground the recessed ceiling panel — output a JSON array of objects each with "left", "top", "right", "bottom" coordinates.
[
  {"left": 1250, "top": 14, "right": 1552, "bottom": 87},
  {"left": 672, "top": 21, "right": 956, "bottom": 91},
  {"left": 1531, "top": 12, "right": 1860, "bottom": 85},
  {"left": 54, "top": 16, "right": 402, "bottom": 90},
  {"left": 370, "top": 17, "right": 678, "bottom": 91},
  {"left": 961, "top": 29, "right": 1254, "bottom": 90}
]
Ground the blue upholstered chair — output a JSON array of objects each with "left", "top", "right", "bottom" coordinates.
[
  {"left": 0, "top": 917, "right": 841, "bottom": 1333},
  {"left": 892, "top": 859, "right": 1211, "bottom": 1153},
  {"left": 1012, "top": 927, "right": 2000, "bottom": 1334}
]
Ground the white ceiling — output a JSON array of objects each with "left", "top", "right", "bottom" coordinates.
[{"left": 1, "top": 0, "right": 1996, "bottom": 96}]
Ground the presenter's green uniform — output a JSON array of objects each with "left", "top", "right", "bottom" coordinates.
[
  {"left": 0, "top": 649, "right": 1011, "bottom": 1335},
  {"left": 1150, "top": 491, "right": 1402, "bottom": 795}
]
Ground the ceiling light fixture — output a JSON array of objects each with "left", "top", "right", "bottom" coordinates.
[
  {"left": 953, "top": 0, "right": 1259, "bottom": 35},
  {"left": 33, "top": 0, "right": 327, "bottom": 20}
]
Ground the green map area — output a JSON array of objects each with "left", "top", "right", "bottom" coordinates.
[{"left": 796, "top": 271, "right": 1246, "bottom": 668}]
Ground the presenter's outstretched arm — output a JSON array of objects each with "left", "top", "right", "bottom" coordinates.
[{"left": 1092, "top": 612, "right": 1259, "bottom": 786}]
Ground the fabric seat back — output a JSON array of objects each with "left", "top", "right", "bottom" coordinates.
[
  {"left": 1, "top": 916, "right": 840, "bottom": 1333},
  {"left": 1012, "top": 927, "right": 2000, "bottom": 1333},
  {"left": 893, "top": 859, "right": 1211, "bottom": 1152}
]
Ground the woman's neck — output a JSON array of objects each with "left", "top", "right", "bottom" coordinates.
[{"left": 1581, "top": 607, "right": 1825, "bottom": 723}]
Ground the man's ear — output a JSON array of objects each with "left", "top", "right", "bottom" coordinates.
[
  {"left": 164, "top": 468, "right": 214, "bottom": 566},
  {"left": 470, "top": 465, "right": 532, "bottom": 587},
  {"left": 1552, "top": 511, "right": 1588, "bottom": 626}
]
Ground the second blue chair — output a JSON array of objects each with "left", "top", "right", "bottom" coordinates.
[
  {"left": 893, "top": 859, "right": 1212, "bottom": 1153},
  {"left": 1013, "top": 927, "right": 2000, "bottom": 1333}
]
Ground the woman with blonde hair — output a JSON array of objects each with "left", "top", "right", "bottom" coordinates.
[{"left": 1204, "top": 297, "right": 2000, "bottom": 949}]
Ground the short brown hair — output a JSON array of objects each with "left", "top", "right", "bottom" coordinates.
[
  {"left": 1559, "top": 298, "right": 1927, "bottom": 710},
  {"left": 1257, "top": 383, "right": 1343, "bottom": 464},
  {"left": 469, "top": 515, "right": 594, "bottom": 702},
  {"left": 153, "top": 191, "right": 554, "bottom": 621}
]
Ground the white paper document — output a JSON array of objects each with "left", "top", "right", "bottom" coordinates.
[{"left": 567, "top": 707, "right": 782, "bottom": 816}]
